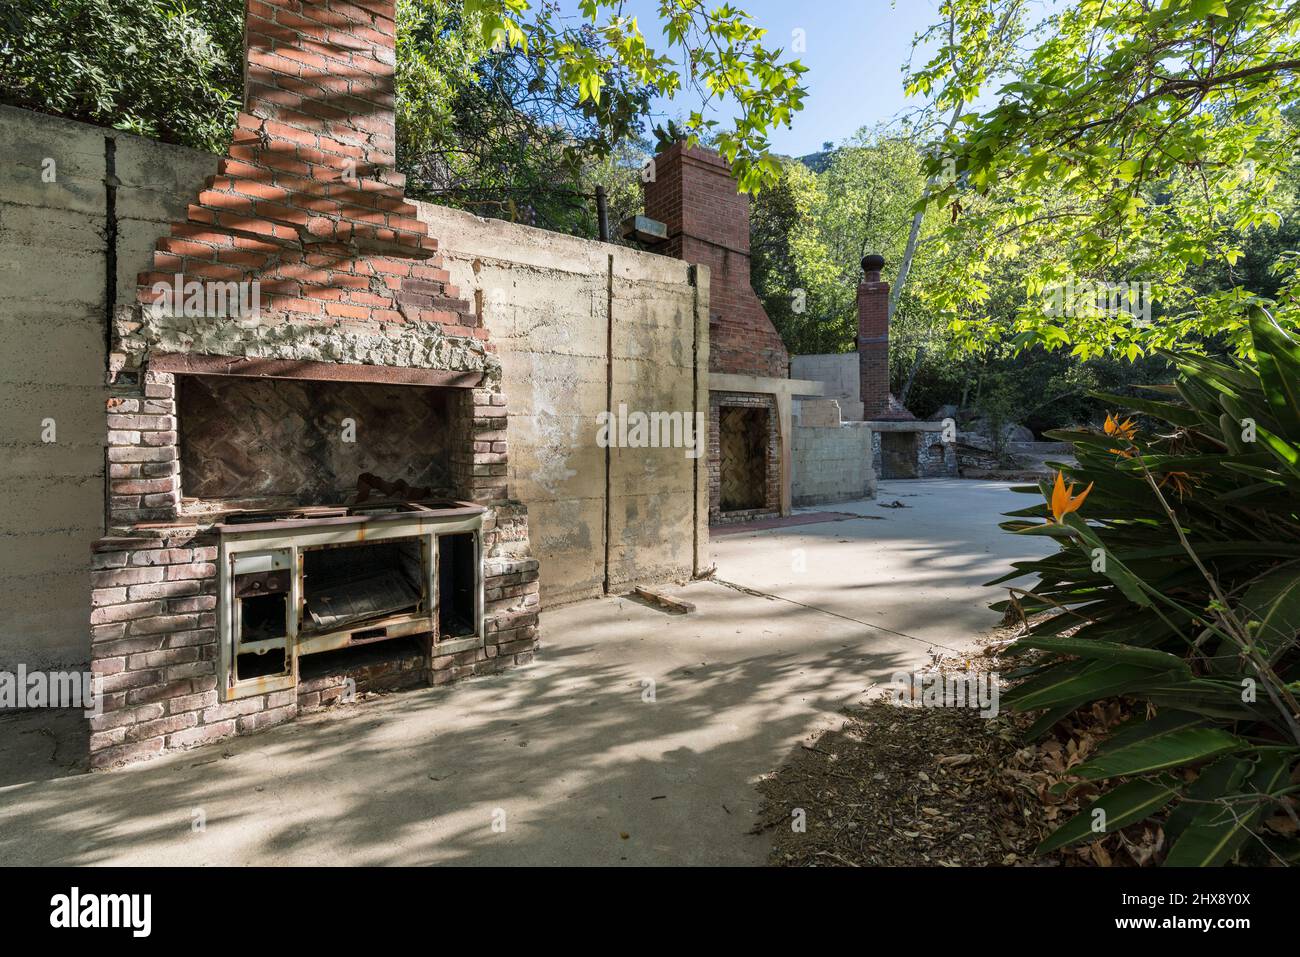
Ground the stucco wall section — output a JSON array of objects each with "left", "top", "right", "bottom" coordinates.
[
  {"left": 0, "top": 106, "right": 219, "bottom": 669},
  {"left": 417, "top": 204, "right": 709, "bottom": 605},
  {"left": 791, "top": 353, "right": 864, "bottom": 421}
]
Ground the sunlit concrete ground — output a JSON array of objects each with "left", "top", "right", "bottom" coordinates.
[{"left": 0, "top": 479, "right": 1051, "bottom": 866}]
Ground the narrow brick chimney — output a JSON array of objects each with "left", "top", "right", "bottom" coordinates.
[
  {"left": 643, "top": 142, "right": 789, "bottom": 379},
  {"left": 857, "top": 254, "right": 909, "bottom": 421},
  {"left": 132, "top": 0, "right": 475, "bottom": 337}
]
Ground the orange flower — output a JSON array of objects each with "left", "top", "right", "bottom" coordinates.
[
  {"left": 1104, "top": 413, "right": 1138, "bottom": 457},
  {"left": 1049, "top": 471, "right": 1094, "bottom": 523},
  {"left": 1104, "top": 413, "right": 1138, "bottom": 439}
]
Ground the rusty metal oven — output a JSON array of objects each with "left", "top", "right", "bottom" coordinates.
[{"left": 215, "top": 502, "right": 485, "bottom": 701}]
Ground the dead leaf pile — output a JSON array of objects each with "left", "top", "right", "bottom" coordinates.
[{"left": 754, "top": 630, "right": 1169, "bottom": 867}]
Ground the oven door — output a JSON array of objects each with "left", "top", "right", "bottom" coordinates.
[{"left": 220, "top": 547, "right": 297, "bottom": 700}]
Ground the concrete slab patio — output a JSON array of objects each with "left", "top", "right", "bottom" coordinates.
[{"left": 0, "top": 480, "right": 1051, "bottom": 866}]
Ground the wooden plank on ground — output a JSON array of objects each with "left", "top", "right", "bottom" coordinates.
[{"left": 632, "top": 586, "right": 695, "bottom": 615}]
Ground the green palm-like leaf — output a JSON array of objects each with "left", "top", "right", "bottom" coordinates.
[
  {"left": 1037, "top": 778, "right": 1182, "bottom": 854},
  {"left": 1235, "top": 563, "right": 1300, "bottom": 665},
  {"left": 1249, "top": 307, "right": 1300, "bottom": 437},
  {"left": 1162, "top": 754, "right": 1292, "bottom": 866},
  {"left": 1015, "top": 636, "right": 1190, "bottom": 672},
  {"left": 1073, "top": 726, "right": 1248, "bottom": 781},
  {"left": 1005, "top": 661, "right": 1171, "bottom": 712}
]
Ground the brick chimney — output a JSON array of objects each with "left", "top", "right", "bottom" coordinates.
[
  {"left": 857, "top": 254, "right": 910, "bottom": 421},
  {"left": 112, "top": 0, "right": 500, "bottom": 526},
  {"left": 857, "top": 254, "right": 890, "bottom": 419},
  {"left": 643, "top": 142, "right": 788, "bottom": 379},
  {"left": 132, "top": 0, "right": 476, "bottom": 338}
]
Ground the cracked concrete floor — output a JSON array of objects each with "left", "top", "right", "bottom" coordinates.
[{"left": 0, "top": 479, "right": 1051, "bottom": 866}]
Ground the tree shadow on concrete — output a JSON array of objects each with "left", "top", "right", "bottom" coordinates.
[{"left": 0, "top": 596, "right": 916, "bottom": 865}]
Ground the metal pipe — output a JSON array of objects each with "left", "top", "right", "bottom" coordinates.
[{"left": 595, "top": 184, "right": 609, "bottom": 242}]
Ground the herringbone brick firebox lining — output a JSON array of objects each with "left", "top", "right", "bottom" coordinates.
[{"left": 87, "top": 0, "right": 539, "bottom": 768}]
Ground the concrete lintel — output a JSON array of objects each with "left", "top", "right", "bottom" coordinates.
[
  {"left": 865, "top": 420, "right": 947, "bottom": 433},
  {"left": 709, "top": 372, "right": 825, "bottom": 397},
  {"left": 150, "top": 352, "right": 484, "bottom": 388}
]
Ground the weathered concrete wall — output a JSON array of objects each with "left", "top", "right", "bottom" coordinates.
[
  {"left": 0, "top": 104, "right": 709, "bottom": 673},
  {"left": 791, "top": 422, "right": 876, "bottom": 507},
  {"left": 0, "top": 106, "right": 218, "bottom": 669},
  {"left": 791, "top": 353, "right": 863, "bottom": 420},
  {"left": 417, "top": 204, "right": 709, "bottom": 605}
]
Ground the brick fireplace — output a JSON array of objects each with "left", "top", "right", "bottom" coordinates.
[
  {"left": 644, "top": 143, "right": 820, "bottom": 524},
  {"left": 88, "top": 0, "right": 538, "bottom": 767}
]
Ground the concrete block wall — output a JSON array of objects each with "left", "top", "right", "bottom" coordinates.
[
  {"left": 418, "top": 204, "right": 710, "bottom": 604},
  {"left": 791, "top": 422, "right": 876, "bottom": 507}
]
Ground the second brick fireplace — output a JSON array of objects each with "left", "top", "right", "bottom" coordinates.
[{"left": 643, "top": 142, "right": 823, "bottom": 524}]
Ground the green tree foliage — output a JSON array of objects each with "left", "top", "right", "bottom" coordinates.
[
  {"left": 0, "top": 0, "right": 243, "bottom": 151},
  {"left": 1, "top": 0, "right": 804, "bottom": 224},
  {"left": 751, "top": 130, "right": 935, "bottom": 355},
  {"left": 395, "top": 0, "right": 657, "bottom": 234},
  {"left": 911, "top": 0, "right": 1300, "bottom": 357},
  {"left": 992, "top": 309, "right": 1300, "bottom": 864},
  {"left": 465, "top": 0, "right": 807, "bottom": 193}
]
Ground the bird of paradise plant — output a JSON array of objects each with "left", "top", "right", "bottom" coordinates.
[
  {"left": 989, "top": 307, "right": 1300, "bottom": 867},
  {"left": 1103, "top": 412, "right": 1139, "bottom": 458},
  {"left": 1048, "top": 471, "right": 1093, "bottom": 523}
]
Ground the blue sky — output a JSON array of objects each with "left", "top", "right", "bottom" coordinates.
[{"left": 560, "top": 0, "right": 947, "bottom": 156}]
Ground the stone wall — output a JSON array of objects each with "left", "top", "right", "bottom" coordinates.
[
  {"left": 869, "top": 427, "right": 959, "bottom": 480},
  {"left": 791, "top": 421, "right": 876, "bottom": 507}
]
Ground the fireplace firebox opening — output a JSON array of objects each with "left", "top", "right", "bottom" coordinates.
[
  {"left": 176, "top": 374, "right": 458, "bottom": 514},
  {"left": 880, "top": 432, "right": 920, "bottom": 479},
  {"left": 719, "top": 406, "right": 770, "bottom": 512}
]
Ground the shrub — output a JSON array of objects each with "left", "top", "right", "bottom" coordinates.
[
  {"left": 0, "top": 0, "right": 242, "bottom": 152},
  {"left": 991, "top": 308, "right": 1300, "bottom": 866}
]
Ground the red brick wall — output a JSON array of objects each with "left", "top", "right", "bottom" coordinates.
[
  {"left": 132, "top": 0, "right": 479, "bottom": 338},
  {"left": 88, "top": 0, "right": 540, "bottom": 766},
  {"left": 88, "top": 514, "right": 540, "bottom": 768},
  {"left": 857, "top": 271, "right": 891, "bottom": 420},
  {"left": 644, "top": 143, "right": 789, "bottom": 379}
]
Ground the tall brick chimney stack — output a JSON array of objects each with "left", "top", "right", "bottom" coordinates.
[
  {"left": 245, "top": 0, "right": 399, "bottom": 173},
  {"left": 857, "top": 253, "right": 900, "bottom": 420},
  {"left": 132, "top": 0, "right": 480, "bottom": 344},
  {"left": 643, "top": 142, "right": 789, "bottom": 379}
]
